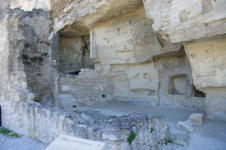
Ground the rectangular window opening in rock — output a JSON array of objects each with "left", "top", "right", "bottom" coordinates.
[
  {"left": 169, "top": 75, "right": 188, "bottom": 95},
  {"left": 58, "top": 34, "right": 94, "bottom": 75}
]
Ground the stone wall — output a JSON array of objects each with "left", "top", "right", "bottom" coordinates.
[
  {"left": 0, "top": 8, "right": 53, "bottom": 104},
  {"left": 0, "top": 98, "right": 170, "bottom": 150},
  {"left": 20, "top": 10, "right": 53, "bottom": 103},
  {"left": 0, "top": 9, "right": 33, "bottom": 104},
  {"left": 59, "top": 69, "right": 112, "bottom": 108}
]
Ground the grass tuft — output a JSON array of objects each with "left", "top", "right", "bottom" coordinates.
[
  {"left": 0, "top": 127, "right": 21, "bottom": 138},
  {"left": 150, "top": 128, "right": 155, "bottom": 134},
  {"left": 10, "top": 133, "right": 20, "bottom": 138},
  {"left": 164, "top": 138, "right": 173, "bottom": 145},
  {"left": 127, "top": 131, "right": 136, "bottom": 145},
  {"left": 0, "top": 128, "right": 11, "bottom": 136}
]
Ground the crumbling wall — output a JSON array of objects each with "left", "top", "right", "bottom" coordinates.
[
  {"left": 20, "top": 10, "right": 53, "bottom": 103},
  {"left": 0, "top": 8, "right": 35, "bottom": 134},
  {"left": 0, "top": 99, "right": 170, "bottom": 150}
]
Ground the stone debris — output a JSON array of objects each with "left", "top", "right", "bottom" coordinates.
[
  {"left": 177, "top": 113, "right": 204, "bottom": 133},
  {"left": 188, "top": 113, "right": 204, "bottom": 126}
]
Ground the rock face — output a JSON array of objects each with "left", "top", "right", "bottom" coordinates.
[
  {"left": 184, "top": 38, "right": 226, "bottom": 121},
  {"left": 143, "top": 0, "right": 226, "bottom": 43},
  {"left": 0, "top": 0, "right": 226, "bottom": 149},
  {"left": 59, "top": 37, "right": 94, "bottom": 73},
  {"left": 20, "top": 10, "right": 53, "bottom": 103}
]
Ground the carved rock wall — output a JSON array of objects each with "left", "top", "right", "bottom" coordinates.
[
  {"left": 143, "top": 0, "right": 226, "bottom": 43},
  {"left": 185, "top": 38, "right": 226, "bottom": 121},
  {"left": 91, "top": 8, "right": 181, "bottom": 64},
  {"left": 155, "top": 51, "right": 205, "bottom": 110},
  {"left": 59, "top": 37, "right": 94, "bottom": 73}
]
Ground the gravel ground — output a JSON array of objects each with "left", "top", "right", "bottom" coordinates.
[{"left": 0, "top": 134, "right": 46, "bottom": 150}]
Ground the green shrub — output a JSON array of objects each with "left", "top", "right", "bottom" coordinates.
[
  {"left": 127, "top": 131, "right": 136, "bottom": 145},
  {"left": 0, "top": 127, "right": 21, "bottom": 138},
  {"left": 0, "top": 128, "right": 11, "bottom": 136},
  {"left": 164, "top": 138, "right": 173, "bottom": 145},
  {"left": 150, "top": 128, "right": 155, "bottom": 134}
]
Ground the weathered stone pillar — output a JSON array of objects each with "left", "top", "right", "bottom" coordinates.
[{"left": 184, "top": 38, "right": 226, "bottom": 121}]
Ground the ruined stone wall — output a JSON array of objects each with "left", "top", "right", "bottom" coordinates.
[
  {"left": 0, "top": 9, "right": 33, "bottom": 104},
  {"left": 59, "top": 69, "right": 112, "bottom": 108},
  {"left": 20, "top": 10, "right": 53, "bottom": 103},
  {"left": 0, "top": 99, "right": 170, "bottom": 150},
  {"left": 0, "top": 8, "right": 53, "bottom": 104},
  {"left": 0, "top": 8, "right": 35, "bottom": 135}
]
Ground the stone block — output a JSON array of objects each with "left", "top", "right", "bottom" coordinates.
[{"left": 45, "top": 135, "right": 106, "bottom": 150}]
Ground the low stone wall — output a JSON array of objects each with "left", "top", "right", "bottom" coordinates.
[{"left": 0, "top": 97, "right": 170, "bottom": 150}]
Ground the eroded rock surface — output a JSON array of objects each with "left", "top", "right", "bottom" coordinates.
[{"left": 0, "top": 0, "right": 226, "bottom": 150}]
